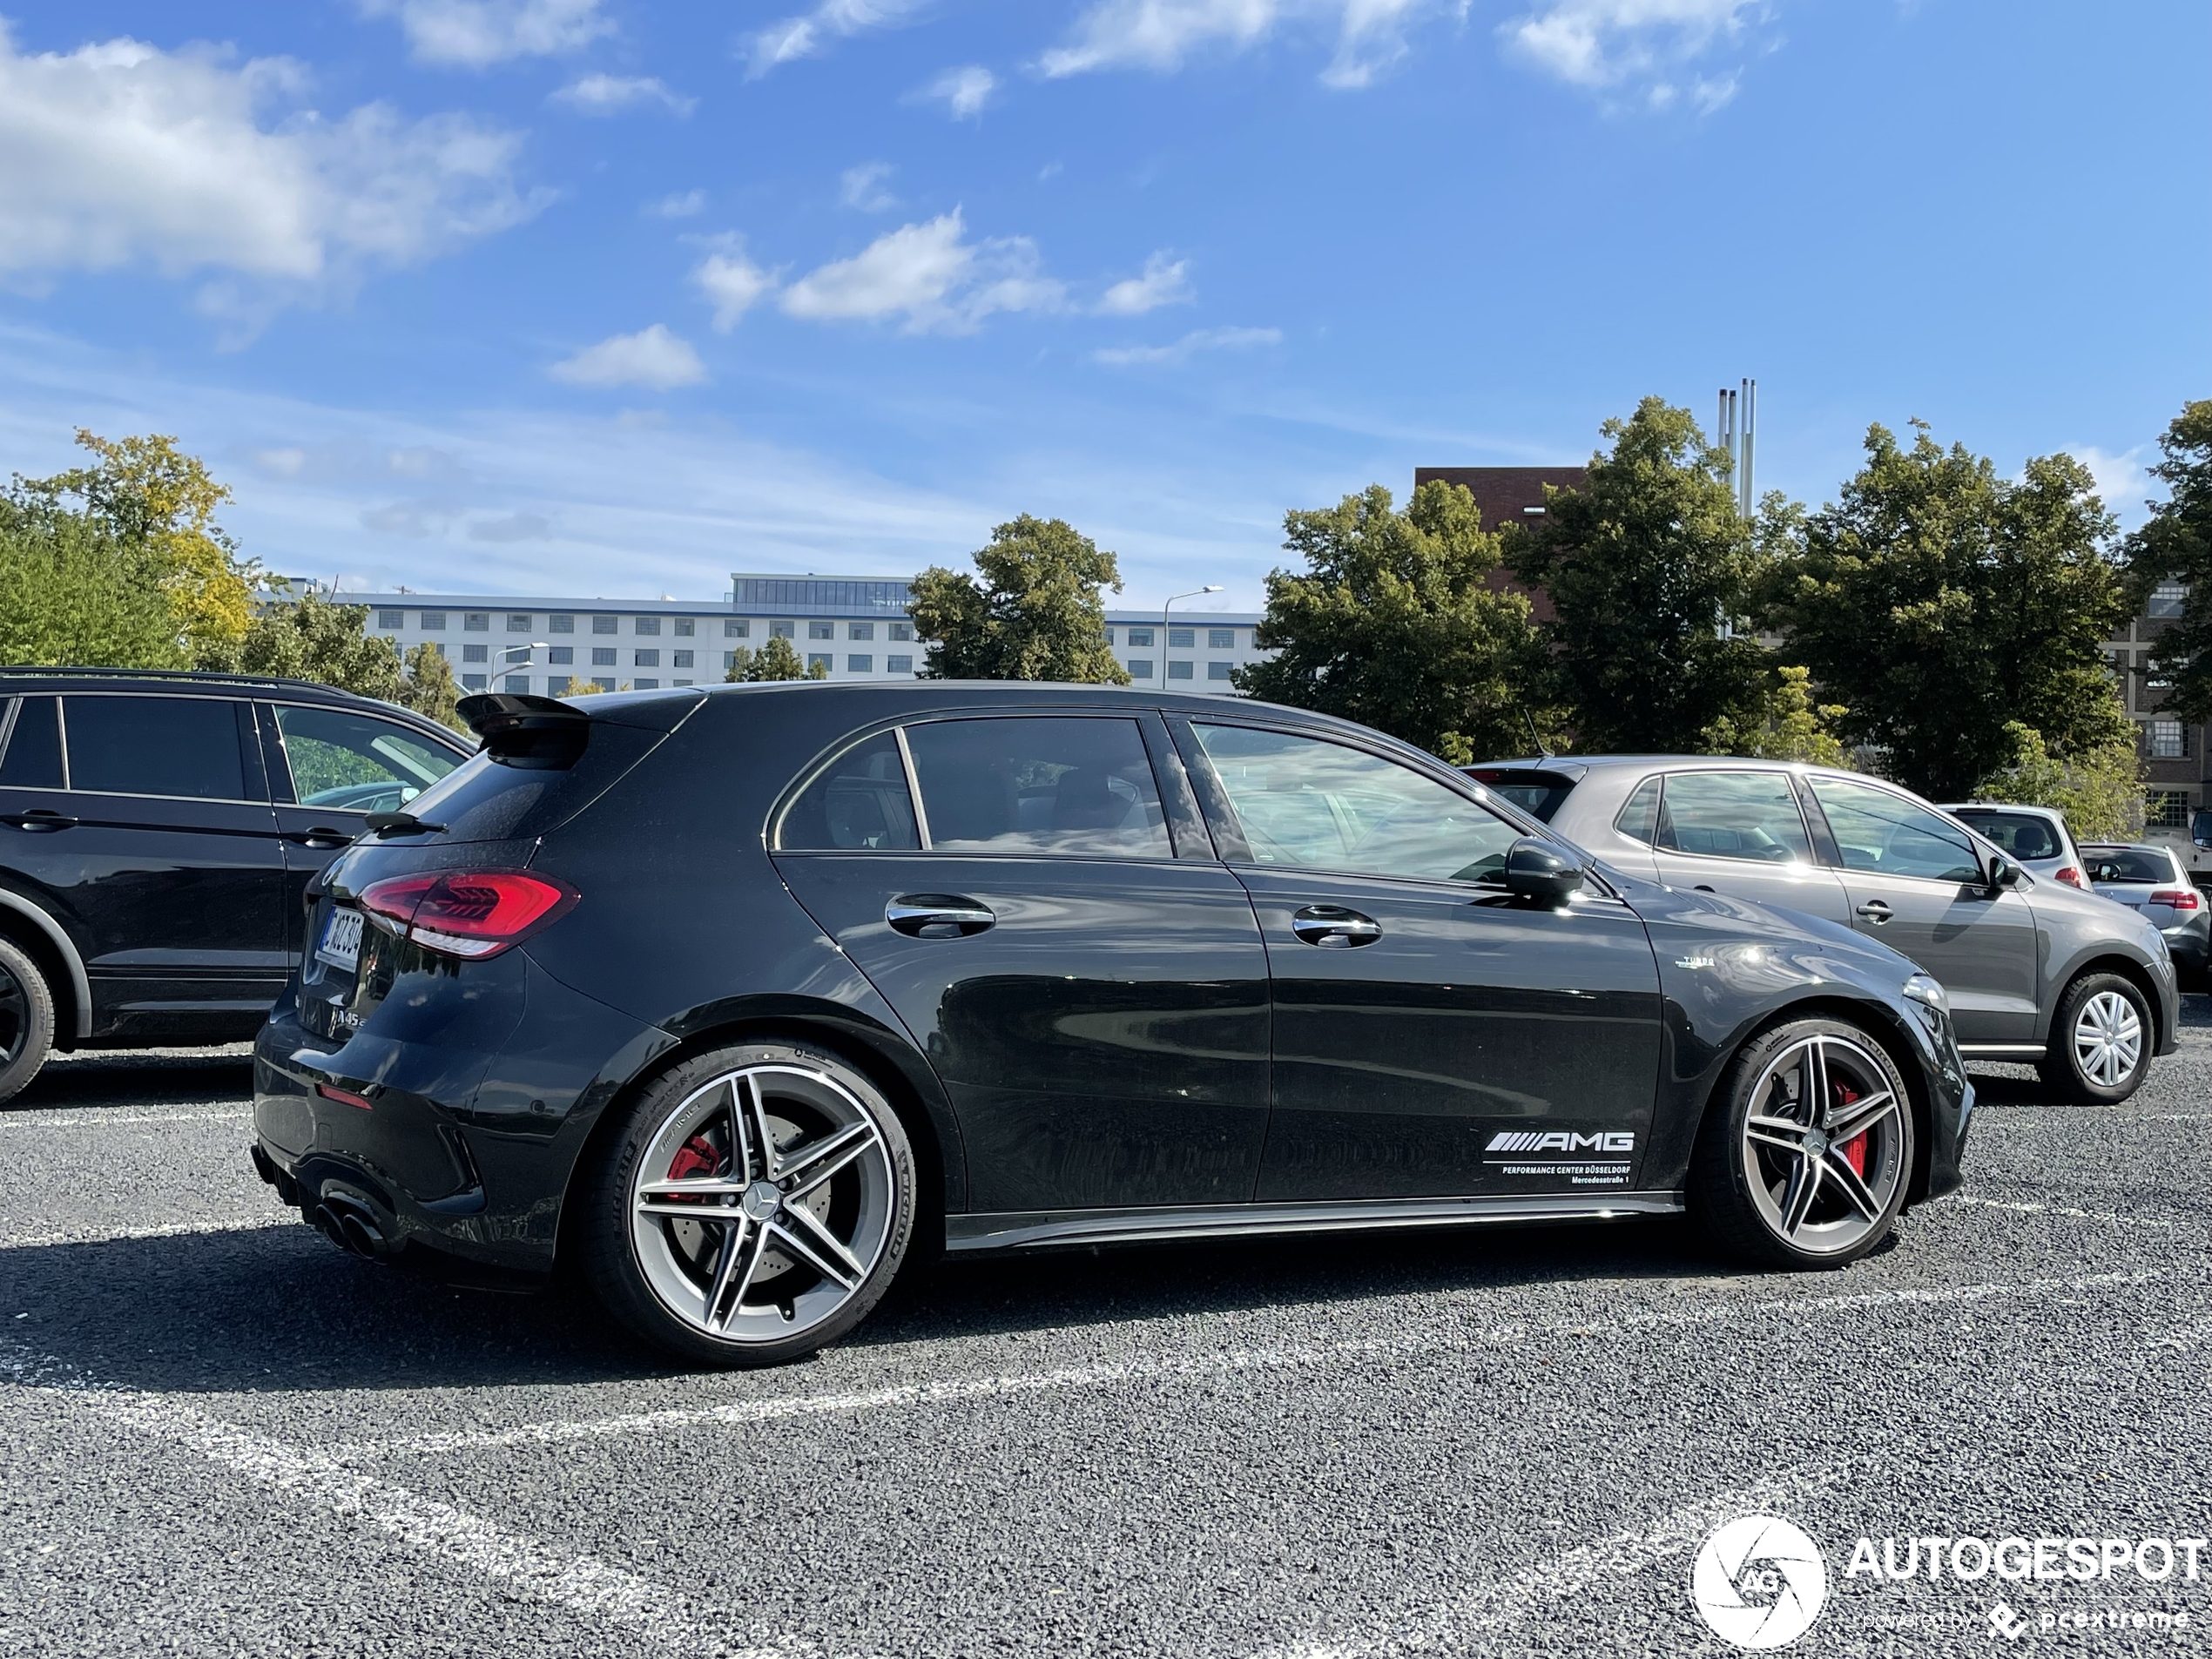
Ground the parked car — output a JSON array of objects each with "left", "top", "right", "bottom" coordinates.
[
  {"left": 0, "top": 669, "right": 473, "bottom": 1104},
  {"left": 2080, "top": 842, "right": 2209, "bottom": 987},
  {"left": 1940, "top": 802, "right": 2086, "bottom": 889},
  {"left": 255, "top": 685, "right": 1973, "bottom": 1367},
  {"left": 1465, "top": 757, "right": 2179, "bottom": 1105}
]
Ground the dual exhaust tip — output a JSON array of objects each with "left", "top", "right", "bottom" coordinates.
[{"left": 251, "top": 1143, "right": 392, "bottom": 1263}]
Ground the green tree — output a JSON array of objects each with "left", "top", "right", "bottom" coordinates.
[
  {"left": 724, "top": 636, "right": 816, "bottom": 681},
  {"left": 1236, "top": 480, "right": 1546, "bottom": 764},
  {"left": 0, "top": 509, "right": 189, "bottom": 668},
  {"left": 208, "top": 590, "right": 408, "bottom": 700},
  {"left": 1699, "top": 664, "right": 1852, "bottom": 767},
  {"left": 1973, "top": 711, "right": 2144, "bottom": 842},
  {"left": 2126, "top": 399, "right": 2212, "bottom": 725},
  {"left": 398, "top": 643, "right": 466, "bottom": 732},
  {"left": 1765, "top": 421, "right": 2129, "bottom": 801},
  {"left": 910, "top": 515, "right": 1130, "bottom": 684},
  {"left": 1507, "top": 397, "right": 1773, "bottom": 754}
]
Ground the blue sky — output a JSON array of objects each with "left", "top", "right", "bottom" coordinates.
[{"left": 1, "top": 2, "right": 2205, "bottom": 610}]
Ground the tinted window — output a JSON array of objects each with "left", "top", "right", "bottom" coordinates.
[
  {"left": 905, "top": 718, "right": 1171, "bottom": 859},
  {"left": 1195, "top": 724, "right": 1521, "bottom": 883},
  {"left": 1951, "top": 809, "right": 2061, "bottom": 860},
  {"left": 2081, "top": 848, "right": 2174, "bottom": 885},
  {"left": 0, "top": 697, "right": 64, "bottom": 789},
  {"left": 1657, "top": 771, "right": 1812, "bottom": 863},
  {"left": 64, "top": 696, "right": 246, "bottom": 800},
  {"left": 1615, "top": 775, "right": 1661, "bottom": 845},
  {"left": 273, "top": 705, "right": 462, "bottom": 813},
  {"left": 398, "top": 720, "right": 659, "bottom": 844},
  {"left": 1464, "top": 768, "right": 1575, "bottom": 822},
  {"left": 1809, "top": 777, "right": 1983, "bottom": 884},
  {"left": 779, "top": 732, "right": 919, "bottom": 851}
]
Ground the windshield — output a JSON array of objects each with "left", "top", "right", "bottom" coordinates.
[
  {"left": 1461, "top": 768, "right": 1576, "bottom": 823},
  {"left": 1950, "top": 808, "right": 2065, "bottom": 861}
]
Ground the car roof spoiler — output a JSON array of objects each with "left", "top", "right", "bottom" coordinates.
[{"left": 456, "top": 689, "right": 705, "bottom": 745}]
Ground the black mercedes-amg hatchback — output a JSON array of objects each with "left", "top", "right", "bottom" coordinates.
[{"left": 252, "top": 683, "right": 1973, "bottom": 1366}]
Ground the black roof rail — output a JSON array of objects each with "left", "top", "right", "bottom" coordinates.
[{"left": 0, "top": 665, "right": 469, "bottom": 740}]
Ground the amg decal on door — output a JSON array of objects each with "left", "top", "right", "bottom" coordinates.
[{"left": 1485, "top": 1130, "right": 1634, "bottom": 1187}]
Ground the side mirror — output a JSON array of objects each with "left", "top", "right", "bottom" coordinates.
[
  {"left": 1986, "top": 853, "right": 2022, "bottom": 890},
  {"left": 1505, "top": 838, "right": 1584, "bottom": 905}
]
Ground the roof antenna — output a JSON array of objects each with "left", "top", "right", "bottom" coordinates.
[{"left": 1523, "top": 706, "right": 1553, "bottom": 759}]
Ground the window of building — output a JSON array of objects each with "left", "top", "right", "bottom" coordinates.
[
  {"left": 548, "top": 644, "right": 573, "bottom": 665},
  {"left": 635, "top": 649, "right": 659, "bottom": 667},
  {"left": 550, "top": 615, "right": 574, "bottom": 634},
  {"left": 504, "top": 674, "right": 529, "bottom": 693},
  {"left": 771, "top": 620, "right": 795, "bottom": 639},
  {"left": 904, "top": 717, "right": 1172, "bottom": 860},
  {"left": 462, "top": 644, "right": 488, "bottom": 663},
  {"left": 1168, "top": 660, "right": 1194, "bottom": 679},
  {"left": 849, "top": 622, "right": 873, "bottom": 640},
  {"left": 1127, "top": 658, "right": 1154, "bottom": 678},
  {"left": 427, "top": 642, "right": 446, "bottom": 658},
  {"left": 1209, "top": 628, "right": 1236, "bottom": 650},
  {"left": 634, "top": 678, "right": 659, "bottom": 690},
  {"left": 888, "top": 622, "right": 913, "bottom": 642},
  {"left": 421, "top": 611, "right": 447, "bottom": 631},
  {"left": 723, "top": 651, "right": 738, "bottom": 671},
  {"left": 464, "top": 612, "right": 489, "bottom": 632},
  {"left": 507, "top": 614, "right": 531, "bottom": 632},
  {"left": 635, "top": 617, "right": 660, "bottom": 636},
  {"left": 887, "top": 654, "right": 914, "bottom": 673},
  {"left": 2149, "top": 581, "right": 2188, "bottom": 618},
  {"left": 592, "top": 647, "right": 617, "bottom": 666},
  {"left": 2147, "top": 790, "right": 2191, "bottom": 831},
  {"left": 807, "top": 652, "right": 833, "bottom": 673},
  {"left": 1126, "top": 627, "right": 1154, "bottom": 648},
  {"left": 462, "top": 673, "right": 488, "bottom": 691},
  {"left": 672, "top": 649, "right": 693, "bottom": 669},
  {"left": 1207, "top": 660, "right": 1233, "bottom": 680},
  {"left": 550, "top": 676, "right": 574, "bottom": 695},
  {"left": 377, "top": 610, "right": 404, "bottom": 629},
  {"left": 591, "top": 677, "right": 616, "bottom": 691},
  {"left": 848, "top": 654, "right": 873, "bottom": 673},
  {"left": 1103, "top": 628, "right": 1116, "bottom": 645},
  {"left": 2149, "top": 719, "right": 2190, "bottom": 759},
  {"left": 726, "top": 619, "right": 750, "bottom": 637},
  {"left": 809, "top": 621, "right": 834, "bottom": 640},
  {"left": 1169, "top": 628, "right": 1194, "bottom": 649},
  {"left": 674, "top": 618, "right": 695, "bottom": 637},
  {"left": 592, "top": 615, "right": 617, "bottom": 634},
  {"left": 675, "top": 678, "right": 694, "bottom": 686}
]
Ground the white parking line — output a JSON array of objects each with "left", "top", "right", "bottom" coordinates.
[
  {"left": 0, "top": 1107, "right": 252, "bottom": 1130},
  {"left": 0, "top": 1342, "right": 741, "bottom": 1656},
  {"left": 340, "top": 1268, "right": 2166, "bottom": 1461},
  {"left": 1952, "top": 1195, "right": 2182, "bottom": 1229},
  {"left": 0, "top": 1213, "right": 296, "bottom": 1251}
]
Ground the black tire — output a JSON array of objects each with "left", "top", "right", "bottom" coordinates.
[
  {"left": 579, "top": 1039, "right": 915, "bottom": 1367},
  {"left": 1689, "top": 1015, "right": 1916, "bottom": 1270},
  {"left": 0, "top": 936, "right": 57, "bottom": 1107},
  {"left": 2037, "top": 972, "right": 2154, "bottom": 1106}
]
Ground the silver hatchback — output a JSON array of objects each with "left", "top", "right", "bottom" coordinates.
[{"left": 1467, "top": 757, "right": 2181, "bottom": 1103}]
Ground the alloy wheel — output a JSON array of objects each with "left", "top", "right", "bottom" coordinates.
[
  {"left": 0, "top": 961, "right": 25, "bottom": 1068},
  {"left": 1739, "top": 1034, "right": 1907, "bottom": 1257},
  {"left": 2071, "top": 991, "right": 2143, "bottom": 1089},
  {"left": 629, "top": 1063, "right": 896, "bottom": 1345}
]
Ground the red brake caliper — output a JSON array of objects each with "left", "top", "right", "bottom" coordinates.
[
  {"left": 1834, "top": 1085, "right": 1868, "bottom": 1177},
  {"left": 664, "top": 1134, "right": 722, "bottom": 1199}
]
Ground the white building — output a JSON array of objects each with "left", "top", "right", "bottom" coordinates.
[{"left": 336, "top": 573, "right": 1272, "bottom": 698}]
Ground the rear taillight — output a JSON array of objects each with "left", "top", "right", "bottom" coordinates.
[
  {"left": 2151, "top": 888, "right": 2202, "bottom": 912},
  {"left": 2055, "top": 866, "right": 2084, "bottom": 888},
  {"left": 356, "top": 870, "right": 578, "bottom": 959}
]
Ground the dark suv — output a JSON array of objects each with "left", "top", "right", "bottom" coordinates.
[{"left": 0, "top": 670, "right": 471, "bottom": 1102}]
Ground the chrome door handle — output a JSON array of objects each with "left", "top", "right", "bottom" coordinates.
[
  {"left": 1855, "top": 900, "right": 1892, "bottom": 924},
  {"left": 1, "top": 810, "right": 76, "bottom": 832},
  {"left": 1291, "top": 905, "right": 1382, "bottom": 948},
  {"left": 886, "top": 895, "right": 996, "bottom": 938}
]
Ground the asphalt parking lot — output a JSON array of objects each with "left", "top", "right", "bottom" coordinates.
[{"left": 3, "top": 1008, "right": 2208, "bottom": 1659}]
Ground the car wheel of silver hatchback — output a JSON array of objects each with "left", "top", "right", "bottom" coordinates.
[
  {"left": 2039, "top": 972, "right": 2153, "bottom": 1107},
  {"left": 583, "top": 1042, "right": 914, "bottom": 1366}
]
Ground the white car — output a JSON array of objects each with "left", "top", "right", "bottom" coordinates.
[{"left": 1941, "top": 802, "right": 2087, "bottom": 890}]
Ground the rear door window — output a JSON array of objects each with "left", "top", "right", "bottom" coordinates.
[
  {"left": 904, "top": 717, "right": 1172, "bottom": 859},
  {"left": 1808, "top": 776, "right": 1982, "bottom": 883},
  {"left": 272, "top": 705, "right": 461, "bottom": 813},
  {"left": 63, "top": 696, "right": 250, "bottom": 800},
  {"left": 1656, "top": 771, "right": 1813, "bottom": 864}
]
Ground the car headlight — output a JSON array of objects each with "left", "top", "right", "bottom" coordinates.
[{"left": 1902, "top": 973, "right": 1949, "bottom": 1015}]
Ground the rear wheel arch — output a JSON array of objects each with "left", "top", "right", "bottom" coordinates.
[{"left": 0, "top": 890, "right": 88, "bottom": 1047}]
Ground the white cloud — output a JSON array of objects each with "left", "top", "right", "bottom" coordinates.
[
  {"left": 254, "top": 446, "right": 307, "bottom": 477},
  {"left": 644, "top": 188, "right": 705, "bottom": 218},
  {"left": 469, "top": 510, "right": 553, "bottom": 541},
  {"left": 1098, "top": 252, "right": 1193, "bottom": 315},
  {"left": 1093, "top": 325, "right": 1281, "bottom": 366},
  {"left": 550, "top": 74, "right": 695, "bottom": 116},
  {"left": 359, "top": 0, "right": 612, "bottom": 68},
  {"left": 691, "top": 240, "right": 778, "bottom": 331},
  {"left": 744, "top": 0, "right": 928, "bottom": 78},
  {"left": 549, "top": 325, "right": 708, "bottom": 389},
  {"left": 916, "top": 64, "right": 996, "bottom": 118},
  {"left": 0, "top": 24, "right": 545, "bottom": 322},
  {"left": 1499, "top": 0, "right": 1764, "bottom": 108},
  {"left": 2069, "top": 445, "right": 2150, "bottom": 516},
  {"left": 779, "top": 211, "right": 1066, "bottom": 334},
  {"left": 840, "top": 161, "right": 898, "bottom": 212},
  {"left": 1041, "top": 0, "right": 1453, "bottom": 90}
]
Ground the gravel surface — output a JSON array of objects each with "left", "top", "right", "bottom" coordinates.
[{"left": 3, "top": 1015, "right": 2208, "bottom": 1658}]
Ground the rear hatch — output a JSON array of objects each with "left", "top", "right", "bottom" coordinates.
[{"left": 297, "top": 691, "right": 700, "bottom": 1036}]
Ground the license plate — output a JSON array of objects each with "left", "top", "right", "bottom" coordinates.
[{"left": 316, "top": 907, "right": 364, "bottom": 972}]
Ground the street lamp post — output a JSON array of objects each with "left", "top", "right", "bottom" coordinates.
[
  {"left": 500, "top": 642, "right": 550, "bottom": 691},
  {"left": 1163, "top": 585, "right": 1224, "bottom": 686}
]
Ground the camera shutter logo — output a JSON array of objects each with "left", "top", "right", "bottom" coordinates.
[{"left": 1691, "top": 1516, "right": 1830, "bottom": 1649}]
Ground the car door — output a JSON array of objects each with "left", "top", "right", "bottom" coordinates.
[
  {"left": 47, "top": 691, "right": 289, "bottom": 1028},
  {"left": 1175, "top": 718, "right": 1664, "bottom": 1204},
  {"left": 260, "top": 701, "right": 468, "bottom": 961},
  {"left": 1804, "top": 773, "right": 2040, "bottom": 1046},
  {"left": 769, "top": 711, "right": 1271, "bottom": 1216},
  {"left": 1648, "top": 767, "right": 1852, "bottom": 925}
]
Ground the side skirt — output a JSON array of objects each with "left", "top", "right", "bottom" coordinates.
[{"left": 945, "top": 1190, "right": 1684, "bottom": 1256}]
